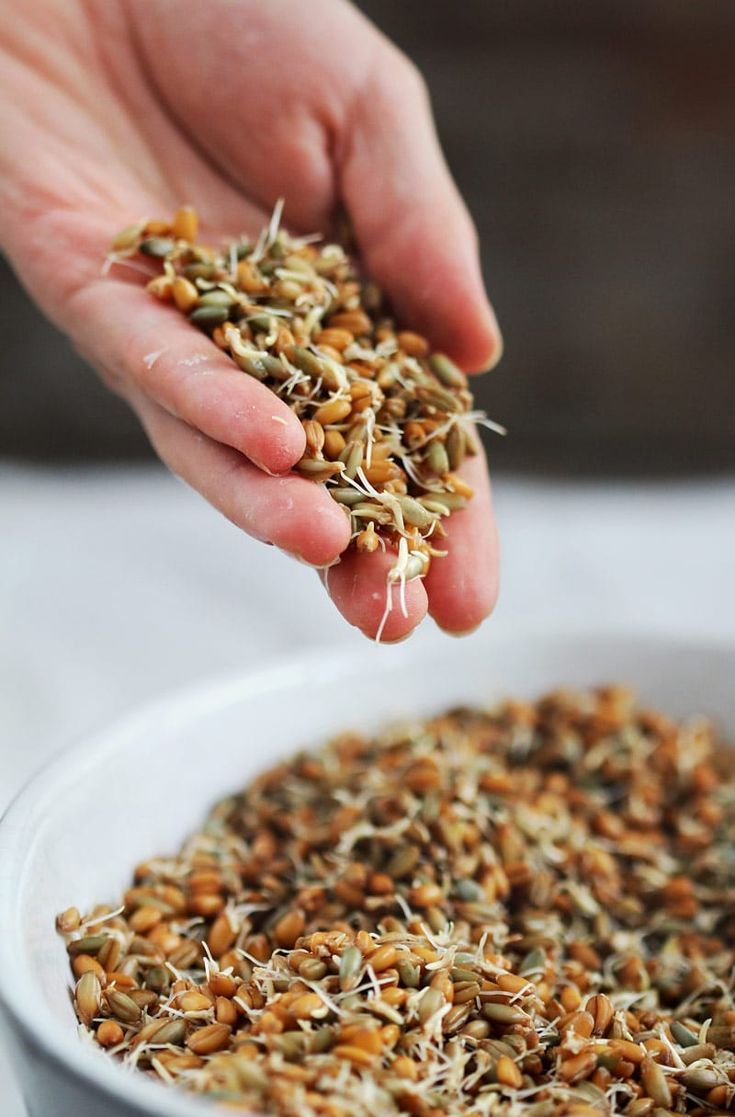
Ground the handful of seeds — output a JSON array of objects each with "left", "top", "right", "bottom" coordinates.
[
  {"left": 58, "top": 688, "right": 735, "bottom": 1115},
  {"left": 109, "top": 203, "right": 502, "bottom": 631}
]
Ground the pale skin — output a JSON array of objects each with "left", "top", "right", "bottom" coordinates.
[{"left": 0, "top": 0, "right": 502, "bottom": 640}]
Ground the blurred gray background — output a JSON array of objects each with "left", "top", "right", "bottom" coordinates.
[{"left": 1, "top": 0, "right": 734, "bottom": 474}]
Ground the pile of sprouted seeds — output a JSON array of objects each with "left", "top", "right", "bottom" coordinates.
[
  {"left": 107, "top": 203, "right": 503, "bottom": 638},
  {"left": 58, "top": 687, "right": 735, "bottom": 1115}
]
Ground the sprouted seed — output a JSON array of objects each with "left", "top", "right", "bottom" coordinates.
[
  {"left": 108, "top": 204, "right": 505, "bottom": 636},
  {"left": 58, "top": 687, "right": 735, "bottom": 1115}
]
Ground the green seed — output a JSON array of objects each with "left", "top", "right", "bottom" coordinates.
[
  {"left": 198, "top": 289, "right": 235, "bottom": 308},
  {"left": 143, "top": 966, "right": 168, "bottom": 995},
  {"left": 183, "top": 262, "right": 216, "bottom": 281},
  {"left": 419, "top": 493, "right": 468, "bottom": 514},
  {"left": 107, "top": 989, "right": 143, "bottom": 1024},
  {"left": 464, "top": 428, "right": 479, "bottom": 456},
  {"left": 462, "top": 1019, "right": 491, "bottom": 1041},
  {"left": 274, "top": 1031, "right": 308, "bottom": 1060},
  {"left": 308, "top": 1026, "right": 335, "bottom": 1054},
  {"left": 455, "top": 880, "right": 483, "bottom": 902},
  {"left": 453, "top": 953, "right": 477, "bottom": 968},
  {"left": 443, "top": 1002, "right": 471, "bottom": 1034},
  {"left": 429, "top": 353, "right": 468, "bottom": 390},
  {"left": 151, "top": 1018, "right": 186, "bottom": 1046},
  {"left": 139, "top": 237, "right": 175, "bottom": 258},
  {"left": 417, "top": 385, "right": 463, "bottom": 413},
  {"left": 350, "top": 505, "right": 389, "bottom": 522},
  {"left": 291, "top": 347, "right": 326, "bottom": 379},
  {"left": 446, "top": 424, "right": 466, "bottom": 470},
  {"left": 419, "top": 987, "right": 445, "bottom": 1025},
  {"left": 426, "top": 440, "right": 450, "bottom": 477},
  {"left": 233, "top": 1060, "right": 269, "bottom": 1091},
  {"left": 190, "top": 305, "right": 229, "bottom": 328},
  {"left": 331, "top": 487, "right": 365, "bottom": 507},
  {"left": 670, "top": 1020, "right": 699, "bottom": 1047},
  {"left": 298, "top": 957, "right": 328, "bottom": 981},
  {"left": 451, "top": 968, "right": 479, "bottom": 985},
  {"left": 68, "top": 935, "right": 107, "bottom": 957},
  {"left": 482, "top": 1003, "right": 530, "bottom": 1025},
  {"left": 397, "top": 960, "right": 420, "bottom": 988},
  {"left": 296, "top": 459, "right": 343, "bottom": 480},
  {"left": 112, "top": 224, "right": 144, "bottom": 253},
  {"left": 232, "top": 351, "right": 282, "bottom": 381},
  {"left": 338, "top": 439, "right": 363, "bottom": 479},
  {"left": 395, "top": 494, "right": 436, "bottom": 529},
  {"left": 519, "top": 948, "right": 546, "bottom": 976},
  {"left": 339, "top": 946, "right": 363, "bottom": 991},
  {"left": 484, "top": 1039, "right": 517, "bottom": 1060}
]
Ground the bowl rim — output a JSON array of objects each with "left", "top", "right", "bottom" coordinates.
[{"left": 2, "top": 623, "right": 734, "bottom": 1115}]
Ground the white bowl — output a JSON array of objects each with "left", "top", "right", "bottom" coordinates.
[{"left": 1, "top": 629, "right": 734, "bottom": 1117}]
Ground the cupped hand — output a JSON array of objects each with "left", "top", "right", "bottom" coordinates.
[{"left": 0, "top": 0, "right": 501, "bottom": 639}]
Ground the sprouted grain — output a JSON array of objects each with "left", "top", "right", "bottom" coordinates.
[
  {"left": 108, "top": 204, "right": 504, "bottom": 637},
  {"left": 58, "top": 687, "right": 735, "bottom": 1115}
]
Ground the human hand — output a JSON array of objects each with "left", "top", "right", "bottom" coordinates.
[{"left": 0, "top": 0, "right": 501, "bottom": 639}]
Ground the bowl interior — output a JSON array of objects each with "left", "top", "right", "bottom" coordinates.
[{"left": 2, "top": 628, "right": 734, "bottom": 1113}]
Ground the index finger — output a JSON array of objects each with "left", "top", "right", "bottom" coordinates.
[{"left": 68, "top": 278, "right": 306, "bottom": 475}]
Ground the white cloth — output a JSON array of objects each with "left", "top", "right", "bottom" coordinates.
[{"left": 2, "top": 463, "right": 735, "bottom": 1112}]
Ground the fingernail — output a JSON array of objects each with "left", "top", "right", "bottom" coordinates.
[{"left": 250, "top": 457, "right": 278, "bottom": 476}]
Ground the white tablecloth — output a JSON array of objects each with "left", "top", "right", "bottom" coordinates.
[{"left": 2, "top": 463, "right": 735, "bottom": 1113}]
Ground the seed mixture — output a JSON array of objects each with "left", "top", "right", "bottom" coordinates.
[
  {"left": 109, "top": 204, "right": 502, "bottom": 634},
  {"left": 58, "top": 687, "right": 735, "bottom": 1115}
]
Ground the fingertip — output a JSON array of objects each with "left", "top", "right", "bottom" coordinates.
[
  {"left": 425, "top": 507, "right": 500, "bottom": 633},
  {"left": 250, "top": 413, "right": 307, "bottom": 474},
  {"left": 424, "top": 453, "right": 500, "bottom": 633},
  {"left": 450, "top": 319, "right": 503, "bottom": 375},
  {"left": 282, "top": 489, "right": 352, "bottom": 567},
  {"left": 366, "top": 224, "right": 502, "bottom": 375},
  {"left": 429, "top": 259, "right": 503, "bottom": 374},
  {"left": 325, "top": 549, "right": 428, "bottom": 642},
  {"left": 430, "top": 570, "right": 499, "bottom": 635},
  {"left": 461, "top": 306, "right": 504, "bottom": 374}
]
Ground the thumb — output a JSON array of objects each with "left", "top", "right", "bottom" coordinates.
[{"left": 339, "top": 53, "right": 501, "bottom": 372}]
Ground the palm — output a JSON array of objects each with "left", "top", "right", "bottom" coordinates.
[{"left": 0, "top": 0, "right": 500, "bottom": 639}]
